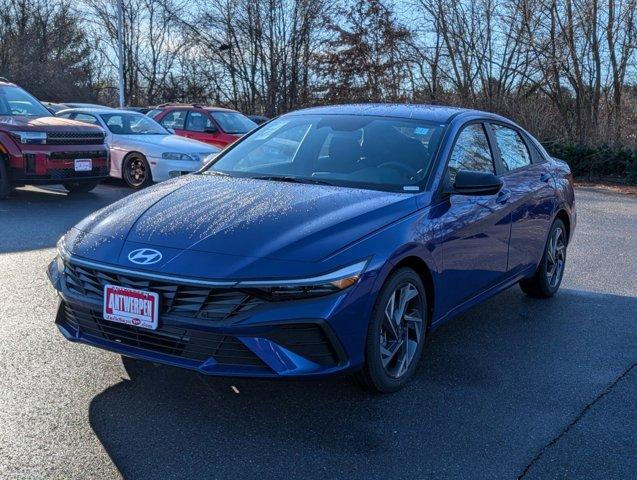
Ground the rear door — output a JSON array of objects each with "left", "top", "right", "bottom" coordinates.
[{"left": 487, "top": 122, "right": 556, "bottom": 274}]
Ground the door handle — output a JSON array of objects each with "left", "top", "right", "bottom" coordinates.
[
  {"left": 540, "top": 172, "right": 552, "bottom": 183},
  {"left": 496, "top": 189, "right": 511, "bottom": 204}
]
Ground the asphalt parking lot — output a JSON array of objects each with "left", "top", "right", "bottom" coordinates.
[{"left": 0, "top": 182, "right": 635, "bottom": 479}]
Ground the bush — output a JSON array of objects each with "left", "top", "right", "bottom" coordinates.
[{"left": 543, "top": 142, "right": 637, "bottom": 185}]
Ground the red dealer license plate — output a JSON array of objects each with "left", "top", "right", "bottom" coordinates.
[{"left": 103, "top": 284, "right": 159, "bottom": 330}]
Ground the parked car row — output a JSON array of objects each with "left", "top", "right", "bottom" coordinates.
[
  {"left": 0, "top": 80, "right": 266, "bottom": 196},
  {"left": 0, "top": 81, "right": 110, "bottom": 197}
]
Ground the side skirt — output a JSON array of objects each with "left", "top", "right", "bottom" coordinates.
[{"left": 430, "top": 265, "right": 536, "bottom": 331}]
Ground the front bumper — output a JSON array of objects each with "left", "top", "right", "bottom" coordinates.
[
  {"left": 149, "top": 157, "right": 204, "bottom": 183},
  {"left": 9, "top": 147, "right": 109, "bottom": 184},
  {"left": 49, "top": 256, "right": 369, "bottom": 379}
]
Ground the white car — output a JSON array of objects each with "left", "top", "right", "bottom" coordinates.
[{"left": 56, "top": 108, "right": 220, "bottom": 188}]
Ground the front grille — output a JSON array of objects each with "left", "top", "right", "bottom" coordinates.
[
  {"left": 49, "top": 166, "right": 109, "bottom": 180},
  {"left": 63, "top": 262, "right": 264, "bottom": 321},
  {"left": 62, "top": 303, "right": 270, "bottom": 368},
  {"left": 264, "top": 324, "right": 341, "bottom": 366},
  {"left": 47, "top": 131, "right": 105, "bottom": 145},
  {"left": 49, "top": 150, "right": 108, "bottom": 160}
]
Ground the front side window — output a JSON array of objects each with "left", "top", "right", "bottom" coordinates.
[
  {"left": 72, "top": 113, "right": 99, "bottom": 125},
  {"left": 160, "top": 110, "right": 187, "bottom": 130},
  {"left": 206, "top": 114, "right": 446, "bottom": 192},
  {"left": 100, "top": 113, "right": 168, "bottom": 135},
  {"left": 210, "top": 111, "right": 257, "bottom": 134},
  {"left": 492, "top": 124, "right": 531, "bottom": 171},
  {"left": 0, "top": 86, "right": 51, "bottom": 117},
  {"left": 447, "top": 123, "right": 495, "bottom": 182},
  {"left": 186, "top": 111, "right": 214, "bottom": 132}
]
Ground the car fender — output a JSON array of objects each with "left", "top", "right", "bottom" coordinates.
[{"left": 0, "top": 131, "right": 23, "bottom": 166}]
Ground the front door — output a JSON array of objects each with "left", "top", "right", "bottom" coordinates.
[
  {"left": 434, "top": 122, "right": 511, "bottom": 313},
  {"left": 184, "top": 111, "right": 225, "bottom": 147}
]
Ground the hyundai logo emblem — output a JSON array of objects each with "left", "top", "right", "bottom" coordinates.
[{"left": 128, "top": 248, "right": 163, "bottom": 265}]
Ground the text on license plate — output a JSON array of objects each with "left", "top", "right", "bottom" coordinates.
[
  {"left": 103, "top": 284, "right": 159, "bottom": 330},
  {"left": 74, "top": 159, "right": 92, "bottom": 172}
]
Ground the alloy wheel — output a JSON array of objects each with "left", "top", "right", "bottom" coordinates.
[
  {"left": 379, "top": 282, "right": 424, "bottom": 378},
  {"left": 125, "top": 157, "right": 147, "bottom": 187},
  {"left": 545, "top": 226, "right": 566, "bottom": 288}
]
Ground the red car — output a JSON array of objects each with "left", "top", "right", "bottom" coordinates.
[
  {"left": 0, "top": 80, "right": 109, "bottom": 198},
  {"left": 148, "top": 104, "right": 257, "bottom": 149}
]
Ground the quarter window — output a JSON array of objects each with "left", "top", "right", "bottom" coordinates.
[
  {"left": 160, "top": 110, "right": 187, "bottom": 130},
  {"left": 492, "top": 125, "right": 531, "bottom": 171},
  {"left": 448, "top": 124, "right": 495, "bottom": 182}
]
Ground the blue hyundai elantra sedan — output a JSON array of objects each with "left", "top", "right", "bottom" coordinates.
[{"left": 48, "top": 104, "right": 575, "bottom": 392}]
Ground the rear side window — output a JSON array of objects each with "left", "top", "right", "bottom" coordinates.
[
  {"left": 492, "top": 125, "right": 531, "bottom": 171},
  {"left": 160, "top": 110, "right": 187, "bottom": 129},
  {"left": 448, "top": 123, "right": 495, "bottom": 182},
  {"left": 146, "top": 109, "right": 162, "bottom": 119}
]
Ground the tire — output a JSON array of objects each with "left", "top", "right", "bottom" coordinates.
[
  {"left": 355, "top": 267, "right": 428, "bottom": 393},
  {"left": 122, "top": 153, "right": 153, "bottom": 189},
  {"left": 63, "top": 180, "right": 99, "bottom": 194},
  {"left": 0, "top": 155, "right": 13, "bottom": 199},
  {"left": 519, "top": 219, "right": 567, "bottom": 298}
]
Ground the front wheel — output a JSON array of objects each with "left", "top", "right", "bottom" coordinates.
[
  {"left": 123, "top": 154, "right": 152, "bottom": 189},
  {"left": 63, "top": 180, "right": 99, "bottom": 194},
  {"left": 355, "top": 267, "right": 428, "bottom": 393},
  {"left": 520, "top": 218, "right": 567, "bottom": 298}
]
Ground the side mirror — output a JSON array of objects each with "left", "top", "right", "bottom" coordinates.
[
  {"left": 448, "top": 170, "right": 503, "bottom": 196},
  {"left": 204, "top": 126, "right": 218, "bottom": 134}
]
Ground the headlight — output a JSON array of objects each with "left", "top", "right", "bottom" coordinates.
[
  {"left": 10, "top": 131, "right": 47, "bottom": 144},
  {"left": 238, "top": 260, "right": 368, "bottom": 300},
  {"left": 162, "top": 152, "right": 195, "bottom": 161}
]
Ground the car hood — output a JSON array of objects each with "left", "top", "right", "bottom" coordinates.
[
  {"left": 72, "top": 174, "right": 418, "bottom": 263},
  {"left": 115, "top": 134, "right": 220, "bottom": 154},
  {"left": 0, "top": 115, "right": 103, "bottom": 133}
]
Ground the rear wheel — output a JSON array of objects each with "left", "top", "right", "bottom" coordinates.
[
  {"left": 0, "top": 155, "right": 14, "bottom": 199},
  {"left": 123, "top": 153, "right": 152, "bottom": 189},
  {"left": 63, "top": 180, "right": 99, "bottom": 194},
  {"left": 355, "top": 268, "right": 428, "bottom": 393},
  {"left": 520, "top": 218, "right": 567, "bottom": 298}
]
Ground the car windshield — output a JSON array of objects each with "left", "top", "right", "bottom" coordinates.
[
  {"left": 100, "top": 113, "right": 168, "bottom": 135},
  {"left": 206, "top": 114, "right": 446, "bottom": 192},
  {"left": 0, "top": 86, "right": 51, "bottom": 117},
  {"left": 210, "top": 111, "right": 257, "bottom": 134}
]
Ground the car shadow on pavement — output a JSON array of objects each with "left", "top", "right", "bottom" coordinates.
[{"left": 87, "top": 287, "right": 636, "bottom": 480}]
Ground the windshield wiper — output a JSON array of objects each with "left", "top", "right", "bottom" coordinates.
[{"left": 250, "top": 175, "right": 336, "bottom": 186}]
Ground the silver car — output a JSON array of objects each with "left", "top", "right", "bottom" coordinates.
[{"left": 56, "top": 108, "right": 220, "bottom": 188}]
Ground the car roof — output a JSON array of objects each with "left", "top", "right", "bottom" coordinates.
[
  {"left": 157, "top": 104, "right": 238, "bottom": 113},
  {"left": 287, "top": 103, "right": 510, "bottom": 124},
  {"left": 64, "top": 103, "right": 114, "bottom": 109},
  {"left": 57, "top": 108, "right": 144, "bottom": 116}
]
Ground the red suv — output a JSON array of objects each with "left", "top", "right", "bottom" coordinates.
[
  {"left": 0, "top": 80, "right": 109, "bottom": 198},
  {"left": 148, "top": 104, "right": 257, "bottom": 149}
]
